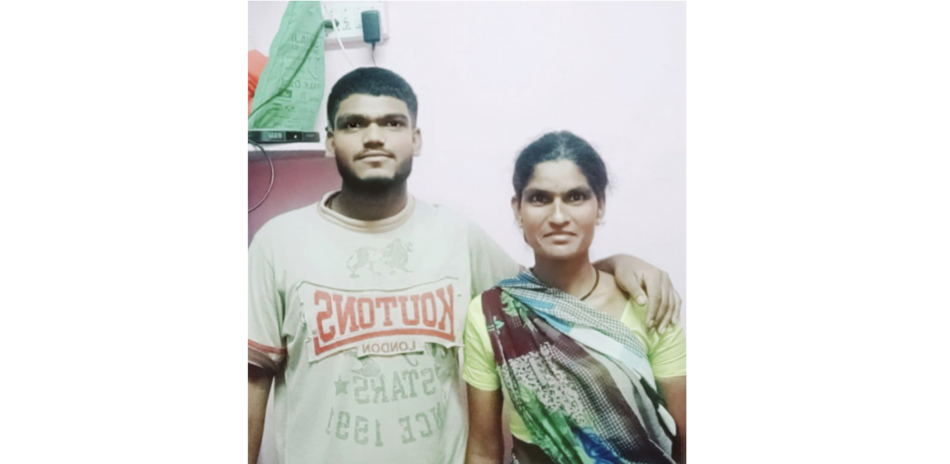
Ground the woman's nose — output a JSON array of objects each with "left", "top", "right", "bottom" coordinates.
[{"left": 549, "top": 201, "right": 568, "bottom": 225}]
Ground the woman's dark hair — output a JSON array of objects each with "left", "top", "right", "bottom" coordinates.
[{"left": 512, "top": 131, "right": 609, "bottom": 201}]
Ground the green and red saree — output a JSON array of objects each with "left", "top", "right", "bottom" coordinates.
[{"left": 481, "top": 271, "right": 677, "bottom": 464}]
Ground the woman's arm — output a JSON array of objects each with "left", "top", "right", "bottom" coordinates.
[
  {"left": 465, "top": 384, "right": 505, "bottom": 464},
  {"left": 657, "top": 376, "right": 687, "bottom": 463}
]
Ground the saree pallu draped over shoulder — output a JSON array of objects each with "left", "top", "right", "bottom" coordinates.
[{"left": 481, "top": 271, "right": 676, "bottom": 464}]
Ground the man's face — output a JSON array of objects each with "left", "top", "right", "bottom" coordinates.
[{"left": 328, "top": 94, "right": 421, "bottom": 191}]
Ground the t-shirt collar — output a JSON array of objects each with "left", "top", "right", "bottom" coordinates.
[{"left": 317, "top": 190, "right": 415, "bottom": 232}]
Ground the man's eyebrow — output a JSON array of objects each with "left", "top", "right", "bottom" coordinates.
[
  {"left": 335, "top": 113, "right": 409, "bottom": 122},
  {"left": 334, "top": 113, "right": 366, "bottom": 123}
]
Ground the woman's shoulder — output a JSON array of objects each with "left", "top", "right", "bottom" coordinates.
[
  {"left": 468, "top": 287, "right": 505, "bottom": 319},
  {"left": 590, "top": 271, "right": 629, "bottom": 320},
  {"left": 464, "top": 293, "right": 491, "bottom": 336},
  {"left": 468, "top": 291, "right": 486, "bottom": 312}
]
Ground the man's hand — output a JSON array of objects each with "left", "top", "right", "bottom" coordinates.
[
  {"left": 249, "top": 365, "right": 273, "bottom": 464},
  {"left": 594, "top": 254, "right": 682, "bottom": 333}
]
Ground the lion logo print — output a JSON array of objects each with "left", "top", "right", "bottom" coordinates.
[
  {"left": 346, "top": 239, "right": 414, "bottom": 278},
  {"left": 351, "top": 356, "right": 381, "bottom": 377}
]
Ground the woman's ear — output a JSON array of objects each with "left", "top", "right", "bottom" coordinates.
[
  {"left": 597, "top": 200, "right": 606, "bottom": 225},
  {"left": 511, "top": 196, "right": 522, "bottom": 227}
]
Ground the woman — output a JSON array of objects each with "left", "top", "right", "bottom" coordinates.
[{"left": 463, "top": 131, "right": 687, "bottom": 464}]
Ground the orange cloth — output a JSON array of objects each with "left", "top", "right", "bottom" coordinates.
[{"left": 248, "top": 50, "right": 269, "bottom": 116}]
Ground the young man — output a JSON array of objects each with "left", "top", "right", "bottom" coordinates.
[{"left": 248, "top": 67, "right": 682, "bottom": 464}]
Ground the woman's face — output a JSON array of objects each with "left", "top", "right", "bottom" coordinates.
[{"left": 513, "top": 160, "right": 604, "bottom": 261}]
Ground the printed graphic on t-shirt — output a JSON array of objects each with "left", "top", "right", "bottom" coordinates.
[
  {"left": 347, "top": 238, "right": 414, "bottom": 278},
  {"left": 298, "top": 277, "right": 461, "bottom": 362},
  {"left": 321, "top": 345, "right": 459, "bottom": 452}
]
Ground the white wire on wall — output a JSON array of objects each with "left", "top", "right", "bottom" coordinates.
[
  {"left": 248, "top": 140, "right": 275, "bottom": 213},
  {"left": 321, "top": 3, "right": 355, "bottom": 69}
]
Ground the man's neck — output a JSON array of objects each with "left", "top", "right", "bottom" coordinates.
[
  {"left": 531, "top": 253, "right": 597, "bottom": 298},
  {"left": 330, "top": 183, "right": 409, "bottom": 221}
]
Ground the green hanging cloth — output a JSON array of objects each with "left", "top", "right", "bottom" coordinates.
[{"left": 249, "top": 1, "right": 325, "bottom": 132}]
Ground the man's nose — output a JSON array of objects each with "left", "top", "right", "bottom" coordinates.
[{"left": 363, "top": 123, "right": 385, "bottom": 146}]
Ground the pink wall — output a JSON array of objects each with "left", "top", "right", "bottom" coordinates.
[{"left": 248, "top": 152, "right": 340, "bottom": 244}]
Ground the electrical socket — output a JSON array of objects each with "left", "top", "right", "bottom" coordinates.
[{"left": 322, "top": 1, "right": 389, "bottom": 48}]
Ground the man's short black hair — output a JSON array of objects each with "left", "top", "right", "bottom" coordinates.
[{"left": 326, "top": 67, "right": 418, "bottom": 131}]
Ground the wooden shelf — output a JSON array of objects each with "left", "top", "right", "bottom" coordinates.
[{"left": 248, "top": 148, "right": 327, "bottom": 162}]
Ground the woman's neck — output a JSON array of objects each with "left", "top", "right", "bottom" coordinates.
[
  {"left": 331, "top": 183, "right": 409, "bottom": 221},
  {"left": 532, "top": 254, "right": 598, "bottom": 299}
]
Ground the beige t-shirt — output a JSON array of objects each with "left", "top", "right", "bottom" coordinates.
[{"left": 248, "top": 192, "right": 519, "bottom": 464}]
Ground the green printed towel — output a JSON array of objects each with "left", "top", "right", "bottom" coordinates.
[{"left": 249, "top": 1, "right": 325, "bottom": 131}]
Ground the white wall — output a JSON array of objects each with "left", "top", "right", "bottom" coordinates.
[{"left": 249, "top": 1, "right": 686, "bottom": 325}]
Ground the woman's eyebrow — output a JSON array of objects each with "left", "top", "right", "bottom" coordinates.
[
  {"left": 522, "top": 188, "right": 551, "bottom": 196},
  {"left": 523, "top": 186, "right": 592, "bottom": 196},
  {"left": 564, "top": 187, "right": 593, "bottom": 195}
]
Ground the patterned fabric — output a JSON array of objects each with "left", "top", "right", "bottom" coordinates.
[{"left": 483, "top": 271, "right": 676, "bottom": 464}]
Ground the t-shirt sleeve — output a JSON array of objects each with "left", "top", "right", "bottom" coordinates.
[
  {"left": 462, "top": 295, "right": 501, "bottom": 391},
  {"left": 248, "top": 234, "right": 286, "bottom": 374},
  {"left": 468, "top": 221, "right": 521, "bottom": 297},
  {"left": 648, "top": 319, "right": 687, "bottom": 379}
]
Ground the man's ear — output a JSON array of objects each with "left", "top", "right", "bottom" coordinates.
[
  {"left": 325, "top": 128, "right": 335, "bottom": 157},
  {"left": 412, "top": 127, "right": 423, "bottom": 157}
]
